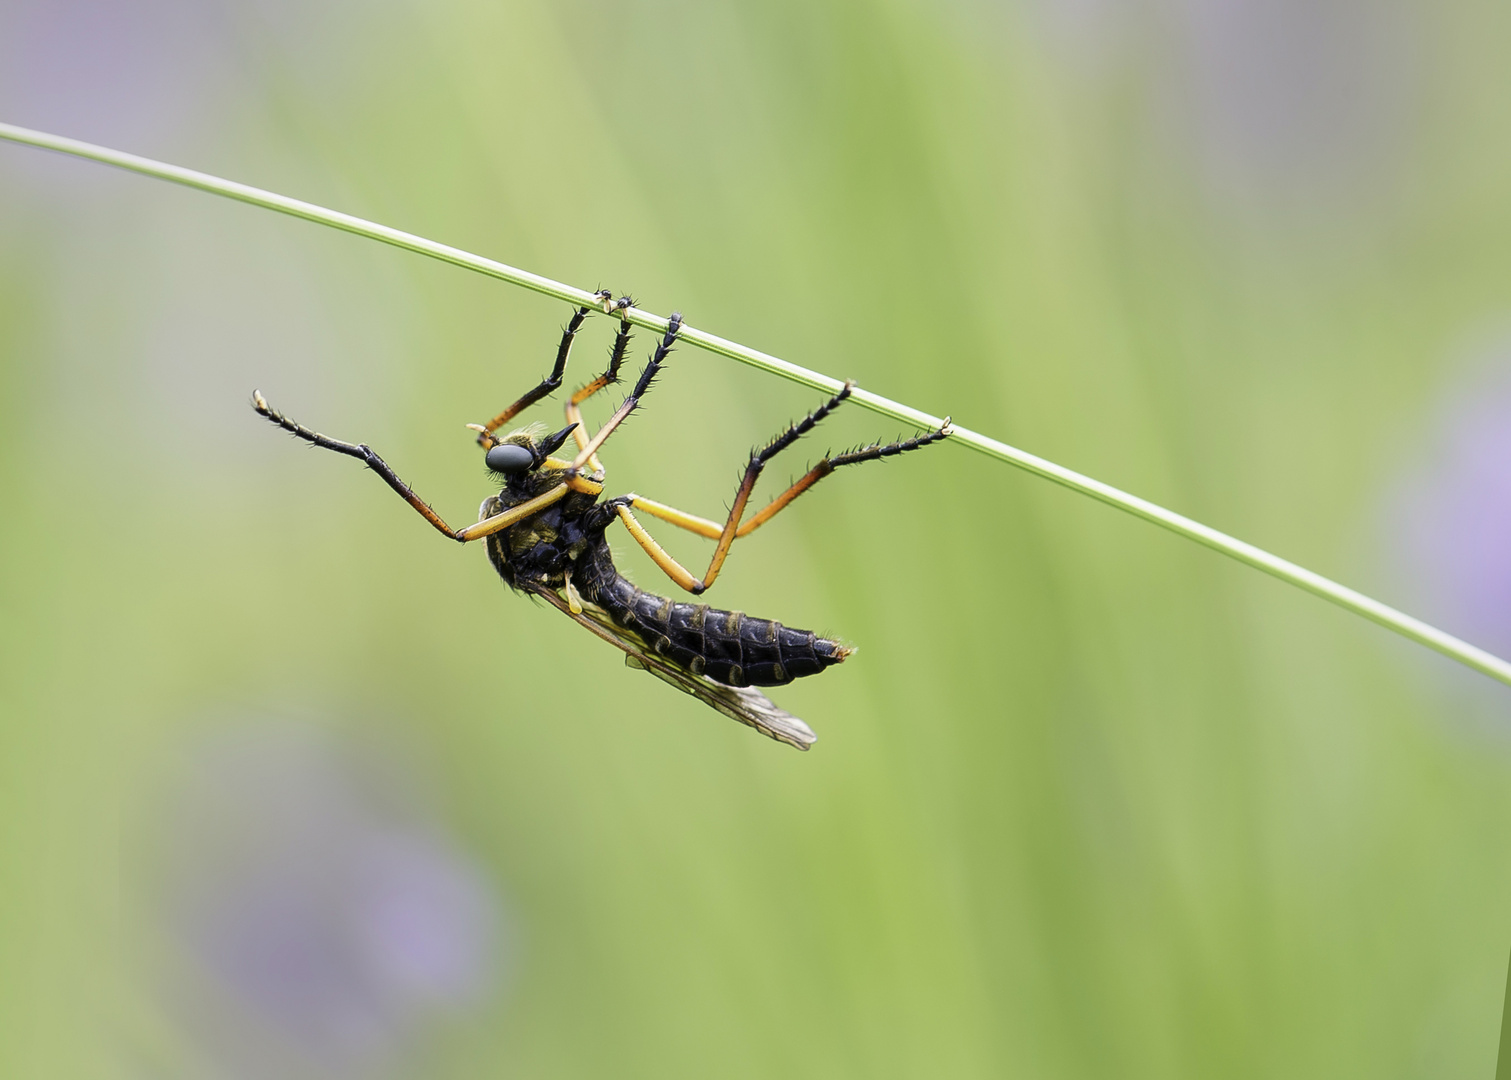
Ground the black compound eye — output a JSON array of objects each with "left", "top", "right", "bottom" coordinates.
[{"left": 485, "top": 443, "right": 535, "bottom": 474}]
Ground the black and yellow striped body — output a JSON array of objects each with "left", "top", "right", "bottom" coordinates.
[
  {"left": 573, "top": 541, "right": 848, "bottom": 687},
  {"left": 481, "top": 481, "right": 849, "bottom": 688}
]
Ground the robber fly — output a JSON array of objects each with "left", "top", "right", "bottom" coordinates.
[{"left": 252, "top": 293, "right": 949, "bottom": 749}]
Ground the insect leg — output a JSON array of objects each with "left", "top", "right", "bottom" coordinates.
[
  {"left": 612, "top": 502, "right": 707, "bottom": 593},
  {"left": 455, "top": 482, "right": 571, "bottom": 542},
  {"left": 625, "top": 496, "right": 723, "bottom": 539},
  {"left": 735, "top": 418, "right": 953, "bottom": 537},
  {"left": 252, "top": 390, "right": 464, "bottom": 541},
  {"left": 475, "top": 291, "right": 613, "bottom": 443},
  {"left": 566, "top": 296, "right": 633, "bottom": 471},
  {"left": 570, "top": 312, "right": 682, "bottom": 469},
  {"left": 610, "top": 385, "right": 950, "bottom": 591},
  {"left": 593, "top": 382, "right": 856, "bottom": 589},
  {"left": 692, "top": 380, "right": 860, "bottom": 589}
]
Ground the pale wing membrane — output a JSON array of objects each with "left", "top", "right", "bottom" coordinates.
[{"left": 528, "top": 584, "right": 818, "bottom": 750}]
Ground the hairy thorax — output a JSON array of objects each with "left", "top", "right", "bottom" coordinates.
[{"left": 480, "top": 468, "right": 605, "bottom": 591}]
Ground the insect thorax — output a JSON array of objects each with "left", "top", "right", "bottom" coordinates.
[{"left": 482, "top": 478, "right": 606, "bottom": 592}]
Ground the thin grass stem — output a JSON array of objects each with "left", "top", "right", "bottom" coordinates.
[{"left": 3, "top": 120, "right": 1505, "bottom": 686}]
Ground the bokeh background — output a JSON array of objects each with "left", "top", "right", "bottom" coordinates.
[{"left": 3, "top": 0, "right": 1511, "bottom": 1076}]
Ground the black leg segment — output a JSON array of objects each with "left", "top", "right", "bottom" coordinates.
[
  {"left": 479, "top": 290, "right": 617, "bottom": 439},
  {"left": 252, "top": 390, "right": 463, "bottom": 541}
]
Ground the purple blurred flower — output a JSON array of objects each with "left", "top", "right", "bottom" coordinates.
[
  {"left": 1018, "top": 0, "right": 1417, "bottom": 214},
  {"left": 1385, "top": 349, "right": 1511, "bottom": 662},
  {"left": 0, "top": 0, "right": 404, "bottom": 180},
  {"left": 0, "top": 0, "right": 227, "bottom": 157},
  {"left": 1169, "top": 0, "right": 1416, "bottom": 208},
  {"left": 157, "top": 723, "right": 501, "bottom": 1076}
]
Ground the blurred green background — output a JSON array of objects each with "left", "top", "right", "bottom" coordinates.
[{"left": 4, "top": 0, "right": 1511, "bottom": 1076}]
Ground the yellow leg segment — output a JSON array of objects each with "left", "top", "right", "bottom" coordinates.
[
  {"left": 564, "top": 304, "right": 633, "bottom": 473},
  {"left": 630, "top": 496, "right": 724, "bottom": 540},
  {"left": 565, "top": 399, "right": 607, "bottom": 474},
  {"left": 615, "top": 504, "right": 706, "bottom": 594},
  {"left": 456, "top": 483, "right": 571, "bottom": 543},
  {"left": 572, "top": 396, "right": 634, "bottom": 470},
  {"left": 618, "top": 463, "right": 829, "bottom": 586}
]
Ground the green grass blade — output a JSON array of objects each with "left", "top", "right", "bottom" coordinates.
[{"left": 4, "top": 119, "right": 1504, "bottom": 686}]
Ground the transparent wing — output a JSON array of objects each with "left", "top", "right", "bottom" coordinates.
[{"left": 526, "top": 583, "right": 818, "bottom": 750}]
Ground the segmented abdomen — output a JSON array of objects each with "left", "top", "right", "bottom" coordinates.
[{"left": 589, "top": 573, "right": 849, "bottom": 687}]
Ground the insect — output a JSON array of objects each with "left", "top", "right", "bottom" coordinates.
[{"left": 252, "top": 293, "right": 950, "bottom": 749}]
